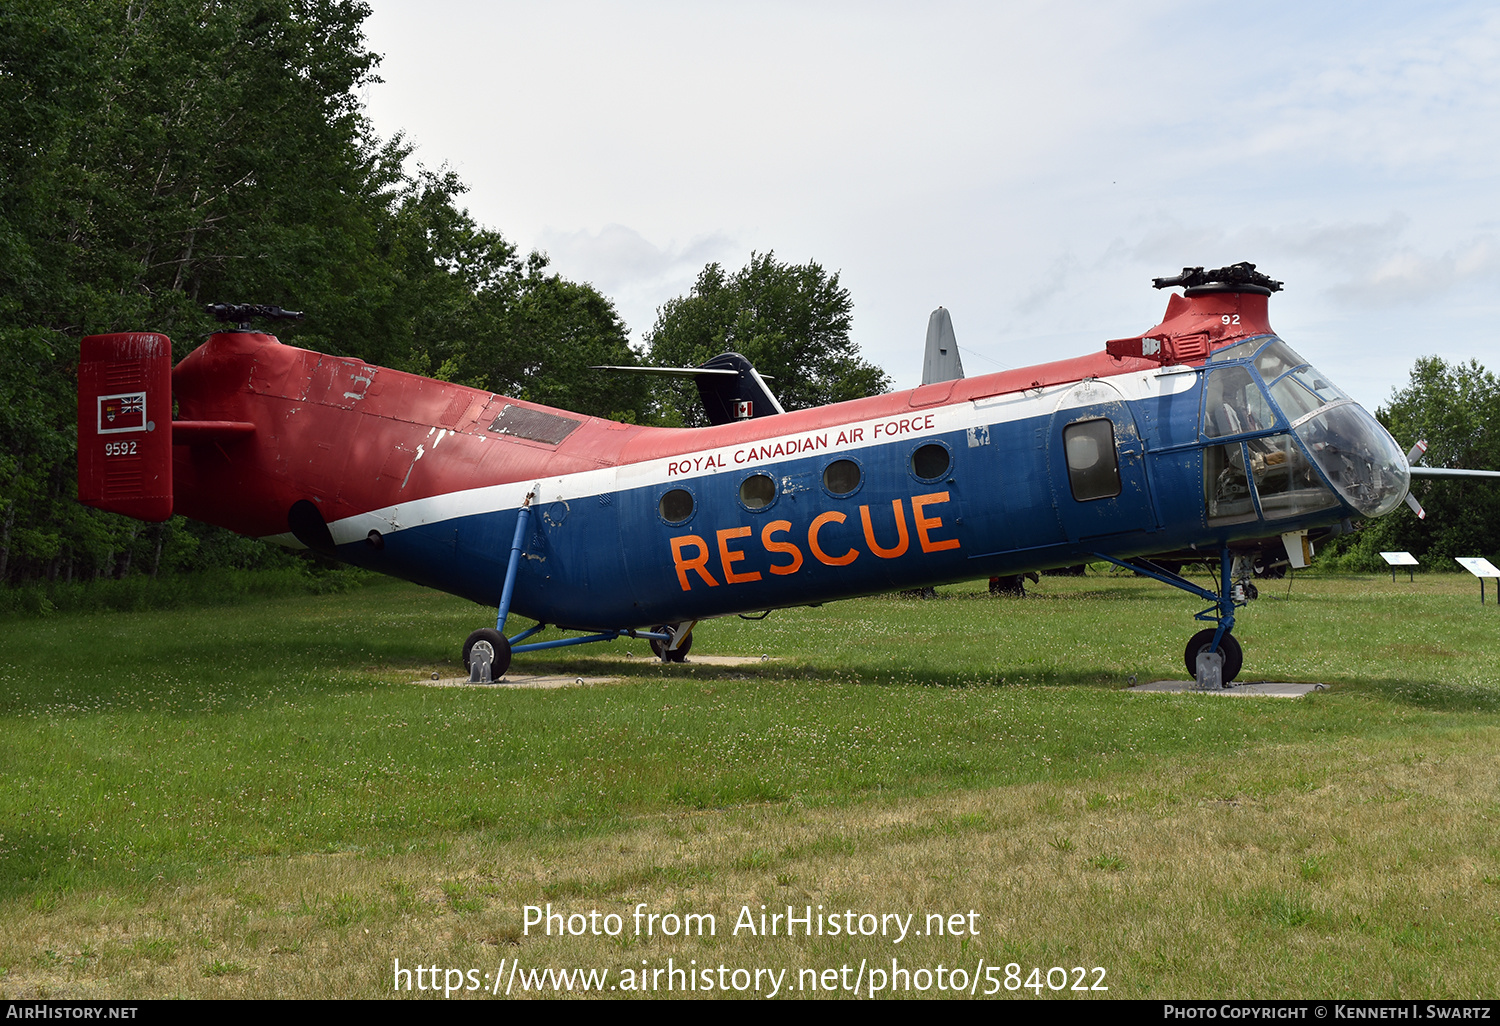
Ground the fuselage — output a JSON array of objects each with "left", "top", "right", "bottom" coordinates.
[{"left": 86, "top": 285, "right": 1409, "bottom": 631}]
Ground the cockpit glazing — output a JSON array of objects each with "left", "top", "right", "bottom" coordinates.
[{"left": 1199, "top": 336, "right": 1407, "bottom": 523}]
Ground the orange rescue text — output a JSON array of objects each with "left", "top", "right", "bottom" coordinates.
[{"left": 669, "top": 492, "right": 960, "bottom": 591}]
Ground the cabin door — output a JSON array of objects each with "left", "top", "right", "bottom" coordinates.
[{"left": 1047, "top": 379, "right": 1158, "bottom": 543}]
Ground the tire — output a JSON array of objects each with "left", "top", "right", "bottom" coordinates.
[
  {"left": 1184, "top": 629, "right": 1242, "bottom": 684},
  {"left": 463, "top": 628, "right": 511, "bottom": 682},
  {"left": 990, "top": 575, "right": 1026, "bottom": 596},
  {"left": 650, "top": 624, "right": 692, "bottom": 663}
]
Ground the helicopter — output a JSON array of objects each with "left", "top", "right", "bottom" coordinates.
[{"left": 78, "top": 263, "right": 1428, "bottom": 684}]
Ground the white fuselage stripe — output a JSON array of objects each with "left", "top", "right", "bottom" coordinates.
[{"left": 305, "top": 366, "right": 1198, "bottom": 547}]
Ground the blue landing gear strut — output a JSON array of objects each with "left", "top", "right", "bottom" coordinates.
[
  {"left": 1090, "top": 549, "right": 1245, "bottom": 684},
  {"left": 461, "top": 494, "right": 695, "bottom": 683}
]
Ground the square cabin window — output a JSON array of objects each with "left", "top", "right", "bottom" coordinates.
[{"left": 1063, "top": 419, "right": 1121, "bottom": 501}]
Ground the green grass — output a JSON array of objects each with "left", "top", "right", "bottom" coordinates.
[
  {"left": 1, "top": 569, "right": 1497, "bottom": 998},
  {"left": 0, "top": 565, "right": 377, "bottom": 619}
]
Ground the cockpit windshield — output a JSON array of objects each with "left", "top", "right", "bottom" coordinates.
[
  {"left": 1200, "top": 336, "right": 1408, "bottom": 522},
  {"left": 1203, "top": 365, "right": 1274, "bottom": 438},
  {"left": 1291, "top": 403, "right": 1408, "bottom": 518},
  {"left": 1206, "top": 337, "right": 1267, "bottom": 364},
  {"left": 1254, "top": 339, "right": 1349, "bottom": 411},
  {"left": 1267, "top": 374, "right": 1322, "bottom": 423},
  {"left": 1252, "top": 339, "right": 1298, "bottom": 380}
]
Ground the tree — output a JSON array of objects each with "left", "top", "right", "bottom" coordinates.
[
  {"left": 0, "top": 0, "right": 393, "bottom": 584},
  {"left": 492, "top": 258, "right": 651, "bottom": 421},
  {"left": 644, "top": 252, "right": 890, "bottom": 425},
  {"left": 391, "top": 181, "right": 652, "bottom": 421},
  {"left": 1320, "top": 356, "right": 1500, "bottom": 569},
  {"left": 0, "top": 0, "right": 652, "bottom": 586}
]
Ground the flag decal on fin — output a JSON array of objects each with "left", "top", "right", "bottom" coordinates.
[{"left": 97, "top": 392, "right": 149, "bottom": 433}]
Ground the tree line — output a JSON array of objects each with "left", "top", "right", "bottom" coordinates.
[
  {"left": 0, "top": 0, "right": 886, "bottom": 589},
  {"left": 1322, "top": 357, "right": 1500, "bottom": 571}
]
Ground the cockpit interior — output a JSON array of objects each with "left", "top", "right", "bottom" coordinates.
[{"left": 1200, "top": 336, "right": 1407, "bottom": 525}]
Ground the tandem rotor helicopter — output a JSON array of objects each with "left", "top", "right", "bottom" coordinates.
[{"left": 79, "top": 262, "right": 1466, "bottom": 684}]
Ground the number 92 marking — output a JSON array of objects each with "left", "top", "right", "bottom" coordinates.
[{"left": 104, "top": 441, "right": 138, "bottom": 456}]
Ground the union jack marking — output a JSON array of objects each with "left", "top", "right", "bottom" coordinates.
[{"left": 97, "top": 392, "right": 149, "bottom": 434}]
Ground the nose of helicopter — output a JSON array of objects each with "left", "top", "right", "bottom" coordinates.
[{"left": 1290, "top": 400, "right": 1409, "bottom": 519}]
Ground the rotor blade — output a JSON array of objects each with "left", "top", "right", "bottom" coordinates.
[
  {"left": 1405, "top": 439, "right": 1428, "bottom": 465},
  {"left": 1408, "top": 467, "right": 1500, "bottom": 479},
  {"left": 591, "top": 365, "right": 739, "bottom": 377},
  {"left": 1404, "top": 492, "right": 1426, "bottom": 519}
]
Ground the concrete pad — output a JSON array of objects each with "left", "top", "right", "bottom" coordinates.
[
  {"left": 412, "top": 654, "right": 774, "bottom": 689},
  {"left": 607, "top": 652, "right": 774, "bottom": 666},
  {"left": 1129, "top": 680, "right": 1329, "bottom": 697},
  {"left": 418, "top": 673, "right": 619, "bottom": 689},
  {"left": 643, "top": 654, "right": 774, "bottom": 667}
]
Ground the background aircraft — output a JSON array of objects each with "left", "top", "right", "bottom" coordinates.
[{"left": 78, "top": 264, "right": 1431, "bottom": 684}]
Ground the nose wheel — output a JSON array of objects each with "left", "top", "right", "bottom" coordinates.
[
  {"left": 1092, "top": 548, "right": 1249, "bottom": 685},
  {"left": 463, "top": 628, "right": 512, "bottom": 683},
  {"left": 1184, "top": 629, "right": 1242, "bottom": 683}
]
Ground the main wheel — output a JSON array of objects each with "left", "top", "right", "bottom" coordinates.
[
  {"left": 1184, "top": 629, "right": 1242, "bottom": 684},
  {"left": 990, "top": 575, "right": 1026, "bottom": 596},
  {"left": 463, "top": 628, "right": 512, "bottom": 682},
  {"left": 650, "top": 624, "right": 692, "bottom": 663}
]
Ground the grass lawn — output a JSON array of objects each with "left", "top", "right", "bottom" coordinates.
[{"left": 1, "top": 569, "right": 1497, "bottom": 998}]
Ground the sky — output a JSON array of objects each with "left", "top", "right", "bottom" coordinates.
[{"left": 359, "top": 1, "right": 1500, "bottom": 410}]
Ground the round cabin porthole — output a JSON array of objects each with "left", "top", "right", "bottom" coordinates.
[
  {"left": 659, "top": 488, "right": 695, "bottom": 524},
  {"left": 739, "top": 473, "right": 776, "bottom": 510},
  {"left": 822, "top": 458, "right": 862, "bottom": 496},
  {"left": 912, "top": 442, "right": 950, "bottom": 481}
]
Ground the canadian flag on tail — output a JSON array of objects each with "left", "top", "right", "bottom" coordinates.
[{"left": 77, "top": 333, "right": 174, "bottom": 521}]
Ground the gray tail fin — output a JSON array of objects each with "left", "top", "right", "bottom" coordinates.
[{"left": 921, "top": 307, "right": 964, "bottom": 385}]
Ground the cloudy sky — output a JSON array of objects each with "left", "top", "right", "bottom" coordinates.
[{"left": 360, "top": 1, "right": 1499, "bottom": 409}]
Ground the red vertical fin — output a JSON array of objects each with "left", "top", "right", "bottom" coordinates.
[{"left": 77, "top": 333, "right": 174, "bottom": 522}]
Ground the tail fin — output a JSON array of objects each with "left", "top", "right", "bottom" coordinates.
[
  {"left": 921, "top": 307, "right": 964, "bottom": 385},
  {"left": 693, "top": 352, "right": 784, "bottom": 425},
  {"left": 590, "top": 351, "right": 785, "bottom": 425},
  {"left": 77, "top": 333, "right": 174, "bottom": 522}
]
